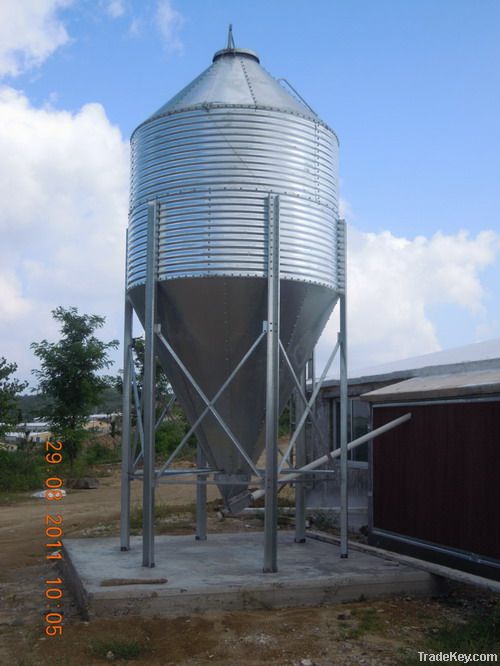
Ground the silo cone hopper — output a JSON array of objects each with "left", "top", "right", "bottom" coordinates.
[
  {"left": 121, "top": 30, "right": 345, "bottom": 564},
  {"left": 129, "top": 276, "right": 338, "bottom": 508}
]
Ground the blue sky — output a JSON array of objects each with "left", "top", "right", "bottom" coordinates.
[
  {"left": 20, "top": 0, "right": 500, "bottom": 236},
  {"left": 0, "top": 0, "right": 499, "bottom": 382}
]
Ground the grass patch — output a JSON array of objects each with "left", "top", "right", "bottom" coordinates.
[
  {"left": 90, "top": 638, "right": 148, "bottom": 660},
  {"left": 426, "top": 605, "right": 500, "bottom": 654},
  {"left": 401, "top": 605, "right": 500, "bottom": 665},
  {"left": 129, "top": 500, "right": 228, "bottom": 535},
  {"left": 338, "top": 607, "right": 384, "bottom": 640},
  {"left": 130, "top": 502, "right": 197, "bottom": 529}
]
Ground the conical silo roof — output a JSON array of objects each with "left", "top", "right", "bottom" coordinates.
[{"left": 140, "top": 41, "right": 326, "bottom": 127}]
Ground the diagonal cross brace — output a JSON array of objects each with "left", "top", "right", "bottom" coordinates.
[
  {"left": 130, "top": 358, "right": 145, "bottom": 463},
  {"left": 155, "top": 329, "right": 265, "bottom": 480},
  {"left": 155, "top": 393, "right": 176, "bottom": 431},
  {"left": 131, "top": 361, "right": 176, "bottom": 470},
  {"left": 279, "top": 340, "right": 329, "bottom": 462},
  {"left": 279, "top": 339, "right": 340, "bottom": 472}
]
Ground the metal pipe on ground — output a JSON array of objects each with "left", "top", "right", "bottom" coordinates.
[{"left": 306, "top": 530, "right": 500, "bottom": 595}]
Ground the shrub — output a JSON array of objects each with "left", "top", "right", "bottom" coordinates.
[
  {"left": 64, "top": 454, "right": 92, "bottom": 479},
  {"left": 84, "top": 441, "right": 117, "bottom": 465},
  {"left": 155, "top": 410, "right": 196, "bottom": 461},
  {"left": 0, "top": 449, "right": 45, "bottom": 491}
]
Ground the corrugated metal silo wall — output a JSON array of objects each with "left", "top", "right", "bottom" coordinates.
[{"left": 371, "top": 400, "right": 500, "bottom": 579}]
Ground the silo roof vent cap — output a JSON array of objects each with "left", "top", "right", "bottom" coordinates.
[{"left": 213, "top": 24, "right": 260, "bottom": 63}]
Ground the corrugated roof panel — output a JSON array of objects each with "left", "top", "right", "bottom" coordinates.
[{"left": 362, "top": 368, "right": 500, "bottom": 402}]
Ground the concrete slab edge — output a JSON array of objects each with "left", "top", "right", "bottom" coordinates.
[
  {"left": 60, "top": 543, "right": 91, "bottom": 620},
  {"left": 85, "top": 573, "right": 437, "bottom": 618}
]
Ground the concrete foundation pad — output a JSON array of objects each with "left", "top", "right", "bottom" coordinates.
[{"left": 62, "top": 532, "right": 440, "bottom": 619}]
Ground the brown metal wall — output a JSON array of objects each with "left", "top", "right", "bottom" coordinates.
[{"left": 373, "top": 401, "right": 500, "bottom": 562}]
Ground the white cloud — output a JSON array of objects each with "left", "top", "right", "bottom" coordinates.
[
  {"left": 0, "top": 272, "right": 32, "bottom": 324},
  {"left": 317, "top": 226, "right": 500, "bottom": 374},
  {"left": 128, "top": 17, "right": 143, "bottom": 38},
  {"left": 338, "top": 196, "right": 353, "bottom": 221},
  {"left": 0, "top": 1, "right": 72, "bottom": 78},
  {"left": 105, "top": 0, "right": 125, "bottom": 19},
  {"left": 155, "top": 0, "right": 184, "bottom": 53},
  {"left": 0, "top": 86, "right": 129, "bottom": 382},
  {"left": 2, "top": 83, "right": 498, "bottom": 385}
]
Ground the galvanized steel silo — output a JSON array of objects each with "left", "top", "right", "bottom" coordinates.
[{"left": 127, "top": 40, "right": 343, "bottom": 508}]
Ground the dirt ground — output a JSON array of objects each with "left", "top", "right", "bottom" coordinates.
[{"left": 0, "top": 466, "right": 498, "bottom": 666}]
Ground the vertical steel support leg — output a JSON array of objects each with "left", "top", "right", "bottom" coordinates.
[
  {"left": 294, "top": 367, "right": 307, "bottom": 543},
  {"left": 339, "top": 218, "right": 349, "bottom": 559},
  {"left": 142, "top": 201, "right": 158, "bottom": 568},
  {"left": 308, "top": 353, "right": 316, "bottom": 416},
  {"left": 196, "top": 444, "right": 207, "bottom": 541},
  {"left": 263, "top": 194, "right": 280, "bottom": 573},
  {"left": 120, "top": 290, "right": 133, "bottom": 551}
]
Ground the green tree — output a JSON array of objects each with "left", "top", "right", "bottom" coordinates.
[
  {"left": 0, "top": 358, "right": 27, "bottom": 439},
  {"left": 114, "top": 337, "right": 195, "bottom": 457},
  {"left": 31, "top": 307, "right": 118, "bottom": 466},
  {"left": 128, "top": 338, "right": 194, "bottom": 457},
  {"left": 114, "top": 335, "right": 173, "bottom": 426},
  {"left": 131, "top": 336, "right": 172, "bottom": 402}
]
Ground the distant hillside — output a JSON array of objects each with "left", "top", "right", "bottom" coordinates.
[
  {"left": 15, "top": 394, "right": 50, "bottom": 421},
  {"left": 16, "top": 387, "right": 122, "bottom": 422}
]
